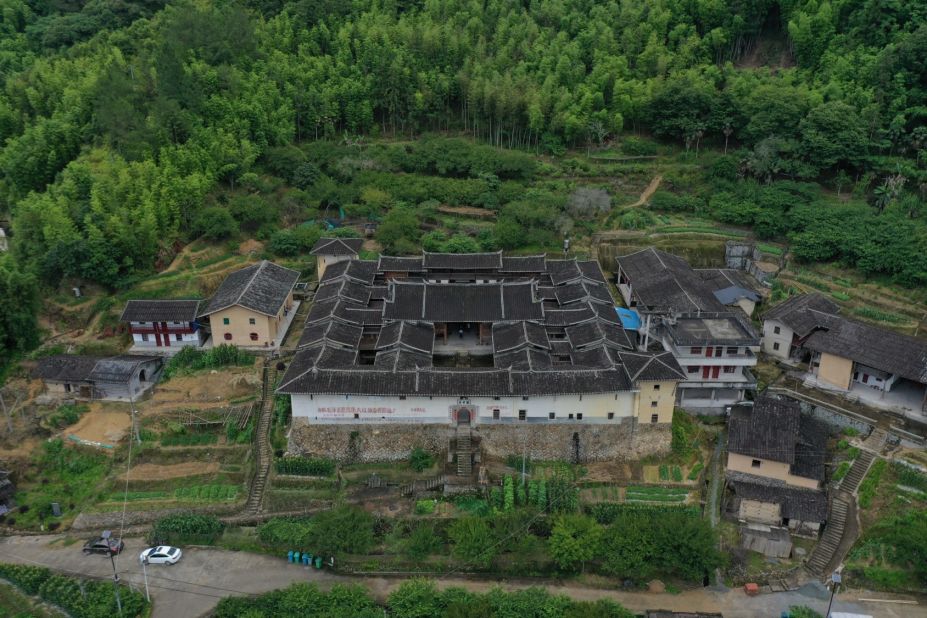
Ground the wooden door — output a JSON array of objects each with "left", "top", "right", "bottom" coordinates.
[{"left": 702, "top": 366, "right": 710, "bottom": 379}]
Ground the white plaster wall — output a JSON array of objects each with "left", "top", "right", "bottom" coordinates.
[
  {"left": 761, "top": 319, "right": 793, "bottom": 360},
  {"left": 291, "top": 392, "right": 637, "bottom": 424}
]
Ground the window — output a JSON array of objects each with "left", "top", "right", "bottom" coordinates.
[
  {"left": 651, "top": 401, "right": 658, "bottom": 408},
  {"left": 653, "top": 384, "right": 660, "bottom": 391},
  {"left": 354, "top": 413, "right": 359, "bottom": 419},
  {"left": 518, "top": 410, "right": 526, "bottom": 421},
  {"left": 726, "top": 347, "right": 738, "bottom": 355},
  {"left": 773, "top": 342, "right": 780, "bottom": 351},
  {"left": 751, "top": 459, "right": 761, "bottom": 468},
  {"left": 521, "top": 396, "right": 529, "bottom": 401},
  {"left": 493, "top": 409, "right": 501, "bottom": 420},
  {"left": 249, "top": 317, "right": 256, "bottom": 325},
  {"left": 723, "top": 366, "right": 735, "bottom": 373},
  {"left": 773, "top": 325, "right": 781, "bottom": 334},
  {"left": 690, "top": 347, "right": 702, "bottom": 354},
  {"left": 577, "top": 413, "right": 583, "bottom": 420},
  {"left": 493, "top": 396, "right": 500, "bottom": 401},
  {"left": 223, "top": 333, "right": 232, "bottom": 341},
  {"left": 399, "top": 396, "right": 406, "bottom": 400},
  {"left": 568, "top": 413, "right": 574, "bottom": 420},
  {"left": 650, "top": 414, "right": 659, "bottom": 424},
  {"left": 607, "top": 412, "right": 614, "bottom": 420},
  {"left": 141, "top": 333, "right": 148, "bottom": 342},
  {"left": 223, "top": 317, "right": 230, "bottom": 325},
  {"left": 688, "top": 366, "right": 699, "bottom": 374},
  {"left": 249, "top": 332, "right": 259, "bottom": 341},
  {"left": 175, "top": 334, "right": 182, "bottom": 342},
  {"left": 548, "top": 412, "right": 555, "bottom": 420}
]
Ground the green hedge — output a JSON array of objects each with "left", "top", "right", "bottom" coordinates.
[
  {"left": 161, "top": 432, "right": 219, "bottom": 447},
  {"left": 174, "top": 485, "right": 239, "bottom": 501},
  {"left": 275, "top": 456, "right": 335, "bottom": 476},
  {"left": 0, "top": 563, "right": 148, "bottom": 617},
  {"left": 150, "top": 513, "right": 225, "bottom": 545}
]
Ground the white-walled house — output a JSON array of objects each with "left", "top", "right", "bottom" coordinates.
[
  {"left": 310, "top": 237, "right": 363, "bottom": 279},
  {"left": 120, "top": 300, "right": 204, "bottom": 351}
]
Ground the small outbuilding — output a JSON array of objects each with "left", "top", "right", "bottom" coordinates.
[
  {"left": 33, "top": 354, "right": 163, "bottom": 401},
  {"left": 310, "top": 237, "right": 363, "bottom": 279},
  {"left": 120, "top": 299, "right": 204, "bottom": 351}
]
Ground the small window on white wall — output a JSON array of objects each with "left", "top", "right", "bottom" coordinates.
[
  {"left": 774, "top": 325, "right": 781, "bottom": 334},
  {"left": 773, "top": 342, "right": 780, "bottom": 351}
]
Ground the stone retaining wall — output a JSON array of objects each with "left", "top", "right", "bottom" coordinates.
[{"left": 288, "top": 418, "right": 671, "bottom": 463}]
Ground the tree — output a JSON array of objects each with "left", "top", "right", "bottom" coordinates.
[
  {"left": 376, "top": 206, "right": 420, "bottom": 254},
  {"left": 0, "top": 259, "right": 40, "bottom": 366},
  {"left": 548, "top": 514, "right": 603, "bottom": 572},
  {"left": 449, "top": 517, "right": 496, "bottom": 568},
  {"left": 192, "top": 207, "right": 238, "bottom": 241},
  {"left": 307, "top": 506, "right": 375, "bottom": 556},
  {"left": 799, "top": 102, "right": 869, "bottom": 172}
]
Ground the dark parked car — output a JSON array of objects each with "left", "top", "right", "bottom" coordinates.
[{"left": 82, "top": 536, "right": 124, "bottom": 555}]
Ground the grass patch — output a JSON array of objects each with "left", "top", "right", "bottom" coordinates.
[
  {"left": 852, "top": 306, "right": 907, "bottom": 324},
  {"left": 831, "top": 291, "right": 851, "bottom": 301},
  {"left": 859, "top": 459, "right": 887, "bottom": 508},
  {"left": 174, "top": 485, "right": 240, "bottom": 502},
  {"left": 832, "top": 462, "right": 851, "bottom": 482},
  {"left": 687, "top": 462, "right": 704, "bottom": 480},
  {"left": 756, "top": 243, "right": 784, "bottom": 256},
  {"left": 160, "top": 432, "right": 219, "bottom": 447}
]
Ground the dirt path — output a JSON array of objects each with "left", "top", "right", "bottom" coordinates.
[
  {"left": 0, "top": 536, "right": 920, "bottom": 618},
  {"left": 121, "top": 461, "right": 220, "bottom": 481},
  {"left": 626, "top": 174, "right": 662, "bottom": 207}
]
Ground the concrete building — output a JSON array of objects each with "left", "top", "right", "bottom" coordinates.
[
  {"left": 278, "top": 253, "right": 686, "bottom": 463},
  {"left": 762, "top": 293, "right": 927, "bottom": 418},
  {"left": 33, "top": 354, "right": 163, "bottom": 401},
  {"left": 310, "top": 237, "right": 363, "bottom": 279},
  {"left": 726, "top": 395, "right": 828, "bottom": 537},
  {"left": 199, "top": 261, "right": 300, "bottom": 350},
  {"left": 615, "top": 248, "right": 761, "bottom": 410},
  {"left": 120, "top": 300, "right": 204, "bottom": 352}
]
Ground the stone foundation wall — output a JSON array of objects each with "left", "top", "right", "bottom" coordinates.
[
  {"left": 287, "top": 418, "right": 671, "bottom": 463},
  {"left": 288, "top": 419, "right": 452, "bottom": 462}
]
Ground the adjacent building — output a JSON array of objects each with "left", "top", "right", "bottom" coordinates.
[
  {"left": 725, "top": 395, "right": 828, "bottom": 537},
  {"left": 278, "top": 252, "right": 686, "bottom": 462},
  {"left": 120, "top": 300, "right": 204, "bottom": 352},
  {"left": 199, "top": 260, "right": 300, "bottom": 350},
  {"left": 615, "top": 248, "right": 762, "bottom": 410},
  {"left": 310, "top": 237, "right": 363, "bottom": 279},
  {"left": 762, "top": 293, "right": 927, "bottom": 417},
  {"left": 33, "top": 354, "right": 163, "bottom": 401}
]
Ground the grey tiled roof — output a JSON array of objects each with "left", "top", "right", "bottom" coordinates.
[
  {"left": 33, "top": 355, "right": 102, "bottom": 382},
  {"left": 383, "top": 281, "right": 543, "bottom": 322},
  {"left": 728, "top": 396, "right": 801, "bottom": 464},
  {"left": 615, "top": 351, "right": 686, "bottom": 381},
  {"left": 33, "top": 354, "right": 162, "bottom": 384},
  {"left": 422, "top": 251, "right": 503, "bottom": 270},
  {"left": 803, "top": 314, "right": 927, "bottom": 384},
  {"left": 728, "top": 471, "right": 828, "bottom": 522},
  {"left": 278, "top": 252, "right": 682, "bottom": 397},
  {"left": 762, "top": 293, "right": 840, "bottom": 337},
  {"left": 616, "top": 247, "right": 727, "bottom": 314},
  {"left": 201, "top": 261, "right": 299, "bottom": 317},
  {"left": 120, "top": 300, "right": 200, "bottom": 323},
  {"left": 310, "top": 237, "right": 363, "bottom": 256}
]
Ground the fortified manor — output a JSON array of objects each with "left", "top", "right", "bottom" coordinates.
[{"left": 279, "top": 247, "right": 686, "bottom": 465}]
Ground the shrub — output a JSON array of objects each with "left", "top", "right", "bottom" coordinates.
[
  {"left": 275, "top": 456, "right": 336, "bottom": 476},
  {"left": 671, "top": 466, "right": 683, "bottom": 482},
  {"left": 621, "top": 136, "right": 658, "bottom": 156},
  {"left": 163, "top": 344, "right": 253, "bottom": 378},
  {"left": 402, "top": 522, "right": 443, "bottom": 560},
  {"left": 409, "top": 448, "right": 434, "bottom": 472},
  {"left": 449, "top": 517, "right": 496, "bottom": 568},
  {"left": 47, "top": 403, "right": 88, "bottom": 428},
  {"left": 258, "top": 517, "right": 314, "bottom": 547},
  {"left": 832, "top": 462, "right": 850, "bottom": 482},
  {"left": 150, "top": 513, "right": 224, "bottom": 545},
  {"left": 415, "top": 500, "right": 436, "bottom": 515},
  {"left": 687, "top": 462, "right": 705, "bottom": 480},
  {"left": 503, "top": 475, "right": 515, "bottom": 512},
  {"left": 308, "top": 506, "right": 376, "bottom": 556},
  {"left": 659, "top": 465, "right": 669, "bottom": 481},
  {"left": 0, "top": 563, "right": 148, "bottom": 617},
  {"left": 192, "top": 207, "right": 238, "bottom": 241}
]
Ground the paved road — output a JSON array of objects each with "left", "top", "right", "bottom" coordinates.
[{"left": 1, "top": 535, "right": 923, "bottom": 618}]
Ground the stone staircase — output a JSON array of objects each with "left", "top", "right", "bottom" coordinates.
[
  {"left": 860, "top": 428, "right": 887, "bottom": 454},
  {"left": 401, "top": 475, "right": 447, "bottom": 496},
  {"left": 806, "top": 451, "right": 875, "bottom": 576},
  {"left": 245, "top": 363, "right": 276, "bottom": 514},
  {"left": 456, "top": 427, "right": 472, "bottom": 477},
  {"left": 840, "top": 450, "right": 875, "bottom": 494}
]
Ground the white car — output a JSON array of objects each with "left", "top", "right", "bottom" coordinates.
[{"left": 140, "top": 546, "right": 182, "bottom": 565}]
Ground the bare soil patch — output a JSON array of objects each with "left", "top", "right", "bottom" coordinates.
[
  {"left": 582, "top": 461, "right": 637, "bottom": 483},
  {"left": 121, "top": 461, "right": 220, "bottom": 481},
  {"left": 141, "top": 367, "right": 261, "bottom": 416},
  {"left": 68, "top": 403, "right": 130, "bottom": 445},
  {"left": 238, "top": 239, "right": 264, "bottom": 255}
]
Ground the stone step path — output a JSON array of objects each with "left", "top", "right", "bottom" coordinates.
[
  {"left": 860, "top": 428, "right": 887, "bottom": 454},
  {"left": 841, "top": 450, "right": 875, "bottom": 494},
  {"left": 806, "top": 497, "right": 848, "bottom": 576},
  {"left": 245, "top": 363, "right": 277, "bottom": 515},
  {"left": 456, "top": 428, "right": 472, "bottom": 477}
]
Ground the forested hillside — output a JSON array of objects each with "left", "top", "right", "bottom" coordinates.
[{"left": 0, "top": 0, "right": 925, "bottom": 362}]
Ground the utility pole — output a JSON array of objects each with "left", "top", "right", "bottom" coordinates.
[
  {"left": 825, "top": 569, "right": 842, "bottom": 618},
  {"left": 108, "top": 548, "right": 123, "bottom": 615},
  {"left": 129, "top": 390, "right": 140, "bottom": 445},
  {"left": 140, "top": 556, "right": 150, "bottom": 602}
]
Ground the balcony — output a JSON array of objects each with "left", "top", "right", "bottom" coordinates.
[{"left": 678, "top": 368, "right": 757, "bottom": 390}]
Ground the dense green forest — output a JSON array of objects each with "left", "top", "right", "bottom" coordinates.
[{"left": 0, "top": 0, "right": 926, "bottom": 362}]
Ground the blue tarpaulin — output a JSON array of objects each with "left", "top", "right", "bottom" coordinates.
[{"left": 615, "top": 307, "right": 641, "bottom": 330}]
